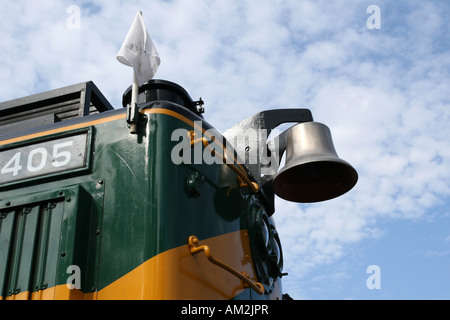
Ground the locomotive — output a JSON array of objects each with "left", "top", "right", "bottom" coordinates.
[{"left": 0, "top": 79, "right": 357, "bottom": 300}]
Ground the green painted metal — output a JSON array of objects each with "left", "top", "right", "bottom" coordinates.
[
  {"left": 0, "top": 181, "right": 104, "bottom": 298},
  {"left": 93, "top": 108, "right": 250, "bottom": 291}
]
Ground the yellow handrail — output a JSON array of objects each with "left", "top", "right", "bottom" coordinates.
[
  {"left": 188, "top": 131, "right": 259, "bottom": 193},
  {"left": 188, "top": 235, "right": 264, "bottom": 295}
]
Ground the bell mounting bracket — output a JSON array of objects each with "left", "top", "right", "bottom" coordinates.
[{"left": 223, "top": 109, "right": 314, "bottom": 214}]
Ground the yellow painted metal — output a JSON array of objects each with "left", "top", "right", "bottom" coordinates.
[
  {"left": 3, "top": 286, "right": 96, "bottom": 300},
  {"left": 97, "top": 230, "right": 259, "bottom": 299},
  {"left": 188, "top": 235, "right": 264, "bottom": 295},
  {"left": 3, "top": 230, "right": 261, "bottom": 300}
]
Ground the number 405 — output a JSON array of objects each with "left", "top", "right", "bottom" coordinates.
[{"left": 1, "top": 141, "right": 74, "bottom": 177}]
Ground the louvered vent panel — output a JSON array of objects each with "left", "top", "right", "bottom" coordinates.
[{"left": 0, "top": 82, "right": 114, "bottom": 136}]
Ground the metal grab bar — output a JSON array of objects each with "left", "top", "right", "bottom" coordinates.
[
  {"left": 187, "top": 131, "right": 259, "bottom": 193},
  {"left": 188, "top": 235, "right": 265, "bottom": 295}
]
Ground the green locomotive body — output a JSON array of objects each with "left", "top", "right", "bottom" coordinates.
[{"left": 0, "top": 80, "right": 286, "bottom": 300}]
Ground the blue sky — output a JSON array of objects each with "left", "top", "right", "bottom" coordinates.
[{"left": 1, "top": 0, "right": 449, "bottom": 300}]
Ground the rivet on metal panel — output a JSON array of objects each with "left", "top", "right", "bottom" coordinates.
[{"left": 0, "top": 211, "right": 7, "bottom": 219}]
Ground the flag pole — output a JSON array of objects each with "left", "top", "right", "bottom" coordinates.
[
  {"left": 128, "top": 70, "right": 139, "bottom": 133},
  {"left": 128, "top": 10, "right": 142, "bottom": 134},
  {"left": 118, "top": 9, "right": 160, "bottom": 134}
]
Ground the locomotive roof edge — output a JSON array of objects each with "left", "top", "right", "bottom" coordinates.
[
  {"left": 0, "top": 81, "right": 113, "bottom": 137},
  {"left": 0, "top": 79, "right": 202, "bottom": 138}
]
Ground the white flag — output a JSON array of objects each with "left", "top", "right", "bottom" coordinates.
[{"left": 117, "top": 11, "right": 160, "bottom": 86}]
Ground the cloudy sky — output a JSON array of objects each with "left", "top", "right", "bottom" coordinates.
[{"left": 1, "top": 0, "right": 449, "bottom": 299}]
